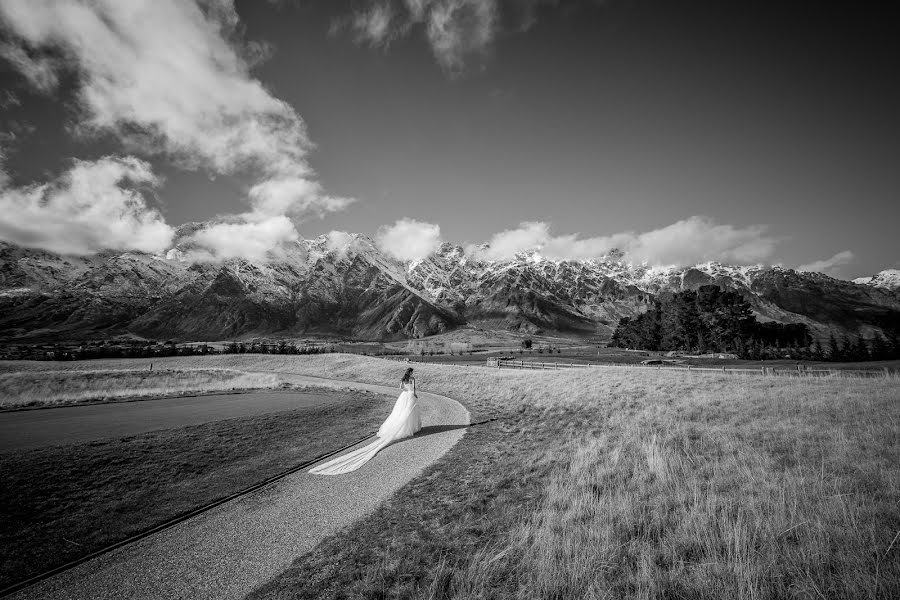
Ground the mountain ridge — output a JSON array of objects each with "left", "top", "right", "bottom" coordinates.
[{"left": 1, "top": 236, "right": 898, "bottom": 342}]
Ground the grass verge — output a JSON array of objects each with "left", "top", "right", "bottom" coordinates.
[
  {"left": 0, "top": 387, "right": 389, "bottom": 589},
  {"left": 0, "top": 368, "right": 281, "bottom": 409}
]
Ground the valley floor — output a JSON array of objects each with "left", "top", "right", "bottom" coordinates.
[{"left": 3, "top": 354, "right": 899, "bottom": 598}]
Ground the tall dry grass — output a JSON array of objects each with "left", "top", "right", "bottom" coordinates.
[
  {"left": 0, "top": 368, "right": 280, "bottom": 408},
  {"left": 7, "top": 355, "right": 899, "bottom": 598}
]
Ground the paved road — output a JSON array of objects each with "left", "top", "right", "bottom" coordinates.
[
  {"left": 0, "top": 391, "right": 340, "bottom": 452},
  {"left": 12, "top": 374, "right": 470, "bottom": 600}
]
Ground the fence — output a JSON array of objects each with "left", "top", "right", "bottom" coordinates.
[
  {"left": 485, "top": 359, "right": 892, "bottom": 378},
  {"left": 379, "top": 355, "right": 473, "bottom": 368},
  {"left": 377, "top": 354, "right": 892, "bottom": 377}
]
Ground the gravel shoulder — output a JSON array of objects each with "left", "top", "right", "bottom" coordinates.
[{"left": 11, "top": 375, "right": 470, "bottom": 600}]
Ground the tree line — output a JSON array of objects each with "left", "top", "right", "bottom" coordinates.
[
  {"left": 0, "top": 341, "right": 338, "bottom": 361},
  {"left": 222, "top": 341, "right": 333, "bottom": 355},
  {"left": 610, "top": 285, "right": 900, "bottom": 361}
]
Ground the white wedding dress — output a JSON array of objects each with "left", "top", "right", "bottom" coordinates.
[{"left": 309, "top": 380, "right": 422, "bottom": 475}]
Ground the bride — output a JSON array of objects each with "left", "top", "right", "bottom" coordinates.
[{"left": 309, "top": 367, "right": 422, "bottom": 475}]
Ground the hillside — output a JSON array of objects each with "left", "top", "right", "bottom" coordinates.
[{"left": 1, "top": 235, "right": 899, "bottom": 342}]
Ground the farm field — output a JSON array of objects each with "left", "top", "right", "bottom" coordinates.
[
  {"left": 0, "top": 371, "right": 391, "bottom": 589},
  {"left": 4, "top": 354, "right": 896, "bottom": 598}
]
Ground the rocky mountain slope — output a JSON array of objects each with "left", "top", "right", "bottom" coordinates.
[{"left": 1, "top": 235, "right": 898, "bottom": 342}]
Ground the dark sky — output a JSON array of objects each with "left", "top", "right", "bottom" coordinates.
[{"left": 1, "top": 0, "right": 897, "bottom": 277}]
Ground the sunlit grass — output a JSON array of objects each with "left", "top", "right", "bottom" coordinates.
[
  {"left": 0, "top": 368, "right": 280, "bottom": 408},
  {"left": 5, "top": 355, "right": 899, "bottom": 598}
]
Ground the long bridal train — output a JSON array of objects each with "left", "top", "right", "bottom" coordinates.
[{"left": 310, "top": 381, "right": 422, "bottom": 475}]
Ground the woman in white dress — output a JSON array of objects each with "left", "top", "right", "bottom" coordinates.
[{"left": 309, "top": 368, "right": 422, "bottom": 475}]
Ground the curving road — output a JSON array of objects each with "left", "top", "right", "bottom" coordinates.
[{"left": 12, "top": 374, "right": 470, "bottom": 600}]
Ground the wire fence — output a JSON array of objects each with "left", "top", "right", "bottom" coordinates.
[
  {"left": 378, "top": 354, "right": 894, "bottom": 377},
  {"left": 484, "top": 359, "right": 892, "bottom": 378}
]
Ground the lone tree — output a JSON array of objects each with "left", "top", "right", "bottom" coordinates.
[{"left": 521, "top": 339, "right": 532, "bottom": 350}]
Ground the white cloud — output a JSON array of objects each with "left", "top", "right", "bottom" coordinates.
[
  {"left": 0, "top": 156, "right": 174, "bottom": 255},
  {"left": 377, "top": 218, "right": 442, "bottom": 261},
  {"left": 336, "top": 0, "right": 498, "bottom": 72},
  {"left": 0, "top": 0, "right": 306, "bottom": 178},
  {"left": 349, "top": 3, "right": 400, "bottom": 46},
  {"left": 797, "top": 250, "right": 855, "bottom": 276},
  {"left": 178, "top": 178, "right": 353, "bottom": 262},
  {"left": 324, "top": 230, "right": 356, "bottom": 259},
  {"left": 246, "top": 178, "right": 354, "bottom": 219},
  {"left": 186, "top": 215, "right": 299, "bottom": 263},
  {"left": 0, "top": 42, "right": 60, "bottom": 91},
  {"left": 620, "top": 217, "right": 777, "bottom": 266},
  {"left": 471, "top": 221, "right": 551, "bottom": 261},
  {"left": 0, "top": 0, "right": 354, "bottom": 260},
  {"left": 0, "top": 149, "right": 8, "bottom": 188},
  {"left": 425, "top": 0, "right": 497, "bottom": 71},
  {"left": 468, "top": 216, "right": 779, "bottom": 266}
]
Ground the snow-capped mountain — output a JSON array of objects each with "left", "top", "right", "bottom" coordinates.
[
  {"left": 1, "top": 235, "right": 898, "bottom": 342},
  {"left": 853, "top": 269, "right": 900, "bottom": 292}
]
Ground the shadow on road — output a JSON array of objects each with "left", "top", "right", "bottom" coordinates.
[{"left": 409, "top": 418, "right": 498, "bottom": 440}]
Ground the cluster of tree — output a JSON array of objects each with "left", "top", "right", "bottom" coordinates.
[
  {"left": 76, "top": 343, "right": 215, "bottom": 360},
  {"left": 814, "top": 332, "right": 900, "bottom": 362},
  {"left": 518, "top": 339, "right": 562, "bottom": 353},
  {"left": 416, "top": 349, "right": 474, "bottom": 356},
  {"left": 12, "top": 340, "right": 343, "bottom": 361},
  {"left": 610, "top": 285, "right": 900, "bottom": 361},
  {"left": 1, "top": 342, "right": 217, "bottom": 361},
  {"left": 612, "top": 286, "right": 781, "bottom": 356},
  {"left": 222, "top": 341, "right": 334, "bottom": 355}
]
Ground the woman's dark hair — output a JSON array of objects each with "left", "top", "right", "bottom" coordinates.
[{"left": 401, "top": 367, "right": 414, "bottom": 383}]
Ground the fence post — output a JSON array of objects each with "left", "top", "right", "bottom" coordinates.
[{"left": 761, "top": 366, "right": 765, "bottom": 375}]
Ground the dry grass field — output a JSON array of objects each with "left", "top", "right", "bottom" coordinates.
[
  {"left": 3, "top": 355, "right": 898, "bottom": 598},
  {"left": 0, "top": 367, "right": 281, "bottom": 409}
]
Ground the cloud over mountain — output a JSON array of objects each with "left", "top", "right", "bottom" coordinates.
[
  {"left": 0, "top": 0, "right": 351, "bottom": 259},
  {"left": 468, "top": 217, "right": 779, "bottom": 266},
  {"left": 0, "top": 156, "right": 173, "bottom": 255},
  {"left": 798, "top": 250, "right": 855, "bottom": 277},
  {"left": 185, "top": 215, "right": 300, "bottom": 263},
  {"left": 377, "top": 218, "right": 443, "bottom": 261}
]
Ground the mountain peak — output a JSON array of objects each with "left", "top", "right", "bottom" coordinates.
[
  {"left": 2, "top": 238, "right": 899, "bottom": 342},
  {"left": 854, "top": 269, "right": 900, "bottom": 291}
]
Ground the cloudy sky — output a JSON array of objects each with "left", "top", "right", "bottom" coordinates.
[{"left": 0, "top": 0, "right": 897, "bottom": 277}]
